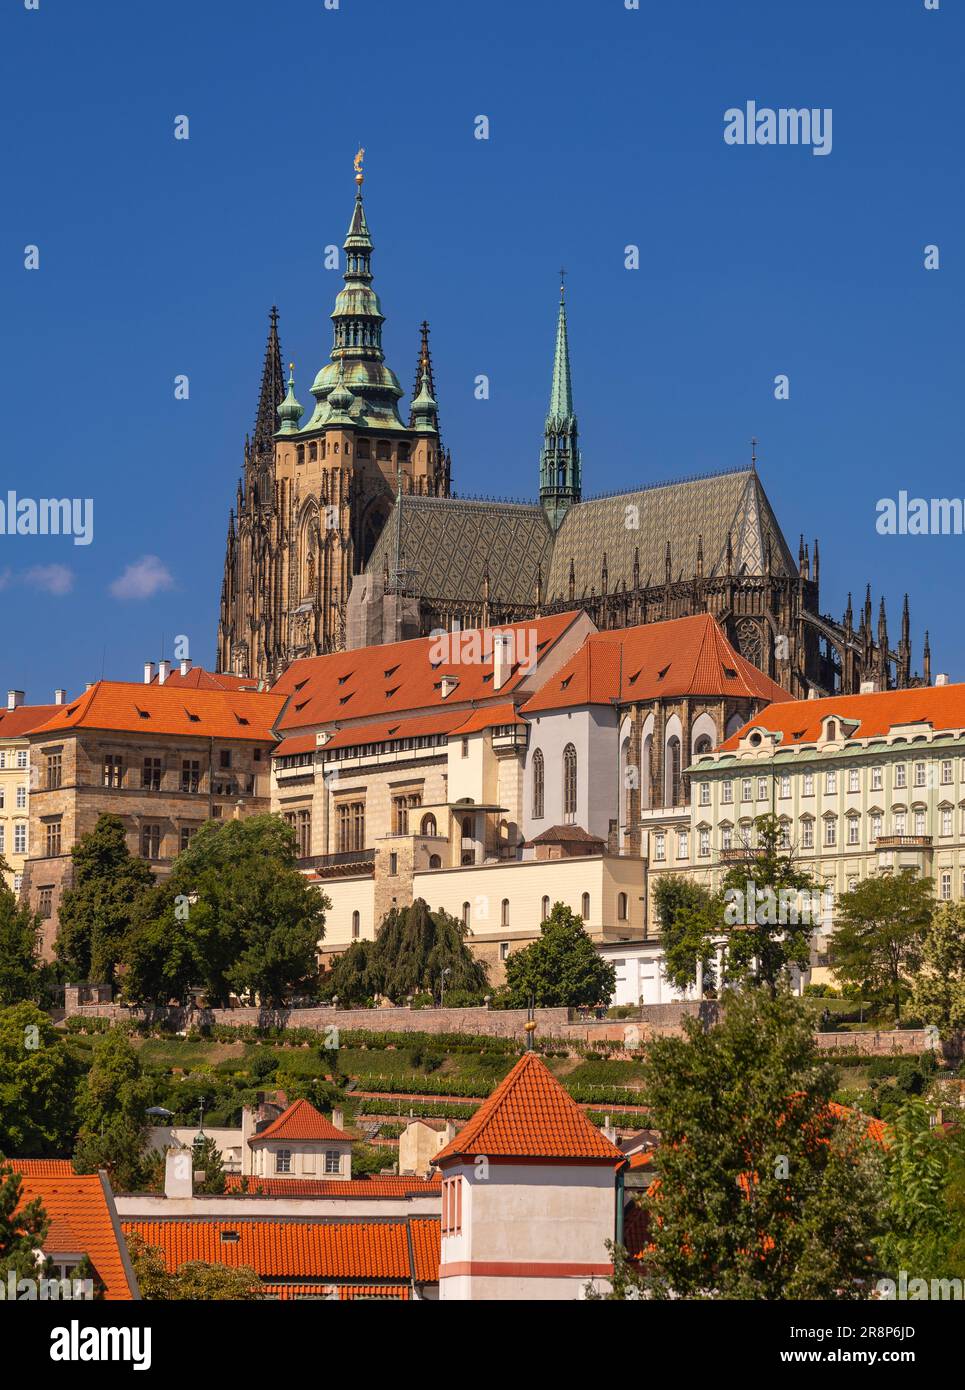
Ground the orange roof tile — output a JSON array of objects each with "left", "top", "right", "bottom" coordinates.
[
  {"left": 154, "top": 668, "right": 263, "bottom": 692},
  {"left": 523, "top": 613, "right": 787, "bottom": 713},
  {"left": 6, "top": 1158, "right": 75, "bottom": 1176},
  {"left": 248, "top": 1099, "right": 350, "bottom": 1145},
  {"left": 273, "top": 733, "right": 320, "bottom": 757},
  {"left": 319, "top": 709, "right": 468, "bottom": 752},
  {"left": 121, "top": 1217, "right": 440, "bottom": 1285},
  {"left": 272, "top": 613, "right": 581, "bottom": 732},
  {"left": 449, "top": 702, "right": 525, "bottom": 735},
  {"left": 262, "top": 1283, "right": 411, "bottom": 1299},
  {"left": 225, "top": 1174, "right": 441, "bottom": 1197},
  {"left": 432, "top": 1052, "right": 624, "bottom": 1164},
  {"left": 720, "top": 682, "right": 965, "bottom": 752},
  {"left": 15, "top": 1171, "right": 138, "bottom": 1299},
  {"left": 27, "top": 680, "right": 285, "bottom": 743},
  {"left": 0, "top": 704, "right": 61, "bottom": 738}
]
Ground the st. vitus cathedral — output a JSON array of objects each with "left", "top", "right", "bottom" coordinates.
[{"left": 217, "top": 156, "right": 930, "bottom": 698}]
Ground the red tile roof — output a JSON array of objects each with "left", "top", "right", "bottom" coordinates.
[
  {"left": 225, "top": 1174, "right": 441, "bottom": 1197},
  {"left": 273, "top": 733, "right": 320, "bottom": 757},
  {"left": 14, "top": 1171, "right": 138, "bottom": 1299},
  {"left": 720, "top": 683, "right": 965, "bottom": 752},
  {"left": 248, "top": 1099, "right": 351, "bottom": 1145},
  {"left": 262, "top": 1282, "right": 411, "bottom": 1299},
  {"left": 154, "top": 668, "right": 263, "bottom": 692},
  {"left": 531, "top": 823, "right": 605, "bottom": 845},
  {"left": 121, "top": 1217, "right": 440, "bottom": 1285},
  {"left": 432, "top": 1052, "right": 624, "bottom": 1164},
  {"left": 272, "top": 613, "right": 582, "bottom": 732},
  {"left": 6, "top": 1158, "right": 75, "bottom": 1176},
  {"left": 0, "top": 704, "right": 61, "bottom": 738},
  {"left": 319, "top": 709, "right": 468, "bottom": 752},
  {"left": 28, "top": 680, "right": 285, "bottom": 742},
  {"left": 523, "top": 613, "right": 787, "bottom": 713},
  {"left": 450, "top": 702, "right": 526, "bottom": 735}
]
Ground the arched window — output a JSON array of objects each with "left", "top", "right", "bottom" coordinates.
[
  {"left": 532, "top": 749, "right": 545, "bottom": 819},
  {"left": 428, "top": 854, "right": 441, "bottom": 869},
  {"left": 666, "top": 736, "right": 682, "bottom": 806},
  {"left": 501, "top": 899, "right": 510, "bottom": 927},
  {"left": 563, "top": 744, "right": 578, "bottom": 823},
  {"left": 617, "top": 892, "right": 628, "bottom": 921},
  {"left": 541, "top": 895, "right": 550, "bottom": 921},
  {"left": 420, "top": 813, "right": 437, "bottom": 837},
  {"left": 581, "top": 892, "right": 590, "bottom": 919},
  {"left": 351, "top": 911, "right": 360, "bottom": 940},
  {"left": 694, "top": 735, "right": 712, "bottom": 755},
  {"left": 462, "top": 902, "right": 471, "bottom": 927}
]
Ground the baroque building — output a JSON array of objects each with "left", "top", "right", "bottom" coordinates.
[{"left": 218, "top": 159, "right": 929, "bottom": 699}]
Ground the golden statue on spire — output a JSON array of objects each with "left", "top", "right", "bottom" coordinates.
[{"left": 354, "top": 147, "right": 365, "bottom": 185}]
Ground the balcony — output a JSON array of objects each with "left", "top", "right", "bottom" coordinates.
[
  {"left": 874, "top": 835, "right": 933, "bottom": 849},
  {"left": 298, "top": 849, "right": 375, "bottom": 879}
]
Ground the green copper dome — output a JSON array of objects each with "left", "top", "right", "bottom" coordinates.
[{"left": 276, "top": 364, "right": 303, "bottom": 435}]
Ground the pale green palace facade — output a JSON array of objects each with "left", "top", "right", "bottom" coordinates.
[{"left": 648, "top": 682, "right": 965, "bottom": 979}]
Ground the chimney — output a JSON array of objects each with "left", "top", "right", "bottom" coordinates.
[
  {"left": 332, "top": 1107, "right": 344, "bottom": 1132},
  {"left": 158, "top": 659, "right": 170, "bottom": 685},
  {"left": 143, "top": 661, "right": 155, "bottom": 685},
  {"left": 54, "top": 689, "right": 66, "bottom": 705},
  {"left": 164, "top": 1147, "right": 194, "bottom": 1200},
  {"left": 859, "top": 680, "right": 878, "bottom": 695},
  {"left": 492, "top": 631, "right": 512, "bottom": 692},
  {"left": 7, "top": 690, "right": 24, "bottom": 711},
  {"left": 180, "top": 657, "right": 192, "bottom": 677},
  {"left": 935, "top": 673, "right": 949, "bottom": 687},
  {"left": 807, "top": 688, "right": 818, "bottom": 700},
  {"left": 84, "top": 682, "right": 94, "bottom": 693}
]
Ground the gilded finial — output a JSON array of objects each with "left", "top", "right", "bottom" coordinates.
[{"left": 354, "top": 146, "right": 365, "bottom": 185}]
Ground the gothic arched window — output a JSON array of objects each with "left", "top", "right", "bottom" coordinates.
[
  {"left": 667, "top": 736, "right": 682, "bottom": 806},
  {"left": 563, "top": 744, "right": 577, "bottom": 823},
  {"left": 532, "top": 749, "right": 544, "bottom": 819}
]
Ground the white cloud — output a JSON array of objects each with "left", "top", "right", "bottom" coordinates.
[
  {"left": 109, "top": 555, "right": 174, "bottom": 600},
  {"left": 23, "top": 564, "right": 74, "bottom": 596}
]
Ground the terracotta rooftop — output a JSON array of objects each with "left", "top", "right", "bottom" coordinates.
[
  {"left": 720, "top": 682, "right": 965, "bottom": 752},
  {"left": 122, "top": 1217, "right": 440, "bottom": 1285},
  {"left": 248, "top": 1099, "right": 351, "bottom": 1146},
  {"left": 272, "top": 613, "right": 582, "bottom": 732},
  {"left": 6, "top": 1158, "right": 75, "bottom": 1176},
  {"left": 449, "top": 702, "right": 526, "bottom": 735},
  {"left": 27, "top": 680, "right": 285, "bottom": 743},
  {"left": 432, "top": 1052, "right": 624, "bottom": 1164},
  {"left": 522, "top": 613, "right": 787, "bottom": 713},
  {"left": 152, "top": 667, "right": 264, "bottom": 692},
  {"left": 0, "top": 703, "right": 62, "bottom": 738},
  {"left": 530, "top": 823, "right": 605, "bottom": 845},
  {"left": 14, "top": 1170, "right": 139, "bottom": 1299},
  {"left": 319, "top": 709, "right": 468, "bottom": 752},
  {"left": 225, "top": 1173, "right": 441, "bottom": 1197}
]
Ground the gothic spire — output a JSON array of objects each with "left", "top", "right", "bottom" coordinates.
[
  {"left": 410, "top": 321, "right": 439, "bottom": 421},
  {"left": 252, "top": 306, "right": 284, "bottom": 456},
  {"left": 539, "top": 274, "right": 581, "bottom": 531}
]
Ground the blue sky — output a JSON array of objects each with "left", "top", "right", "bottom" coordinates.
[{"left": 2, "top": 0, "right": 962, "bottom": 698}]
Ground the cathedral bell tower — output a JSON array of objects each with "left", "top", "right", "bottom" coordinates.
[{"left": 539, "top": 275, "right": 581, "bottom": 531}]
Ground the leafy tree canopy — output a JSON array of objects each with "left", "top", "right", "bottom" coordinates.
[
  {"left": 55, "top": 814, "right": 156, "bottom": 985},
  {"left": 910, "top": 900, "right": 965, "bottom": 1037},
  {"left": 0, "top": 1157, "right": 49, "bottom": 1281},
  {"left": 0, "top": 878, "right": 43, "bottom": 1006},
  {"left": 72, "top": 1029, "right": 152, "bottom": 1192},
  {"left": 833, "top": 871, "right": 933, "bottom": 1020},
  {"left": 0, "top": 1003, "right": 77, "bottom": 1156},
  {"left": 324, "top": 899, "right": 488, "bottom": 1006},
  {"left": 502, "top": 902, "right": 615, "bottom": 1009}
]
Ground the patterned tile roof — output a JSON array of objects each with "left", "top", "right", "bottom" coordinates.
[
  {"left": 320, "top": 709, "right": 468, "bottom": 751},
  {"left": 545, "top": 468, "right": 796, "bottom": 601},
  {"left": 248, "top": 1099, "right": 350, "bottom": 1145},
  {"left": 121, "top": 1217, "right": 440, "bottom": 1285},
  {"left": 15, "top": 1171, "right": 139, "bottom": 1299},
  {"left": 432, "top": 1052, "right": 624, "bottom": 1164},
  {"left": 449, "top": 702, "right": 525, "bottom": 735},
  {"left": 522, "top": 613, "right": 787, "bottom": 712},
  {"left": 720, "top": 682, "right": 965, "bottom": 752},
  {"left": 6, "top": 1158, "right": 75, "bottom": 1176},
  {"left": 273, "top": 612, "right": 580, "bottom": 732},
  {"left": 154, "top": 668, "right": 263, "bottom": 692},
  {"left": 366, "top": 495, "right": 552, "bottom": 607},
  {"left": 28, "top": 681, "right": 285, "bottom": 742}
]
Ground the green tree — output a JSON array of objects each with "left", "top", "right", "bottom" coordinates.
[
  {"left": 878, "top": 1097, "right": 965, "bottom": 1281},
  {"left": 168, "top": 1261, "right": 263, "bottom": 1300},
  {"left": 910, "top": 901, "right": 965, "bottom": 1037},
  {"left": 0, "top": 1158, "right": 49, "bottom": 1281},
  {"left": 653, "top": 875, "right": 718, "bottom": 994},
  {"left": 0, "top": 879, "right": 43, "bottom": 1005},
  {"left": 833, "top": 871, "right": 933, "bottom": 1020},
  {"left": 503, "top": 902, "right": 615, "bottom": 1008},
  {"left": 628, "top": 989, "right": 884, "bottom": 1299},
  {"left": 73, "top": 1029, "right": 152, "bottom": 1191},
  {"left": 56, "top": 814, "right": 155, "bottom": 985},
  {"left": 191, "top": 1135, "right": 225, "bottom": 1195},
  {"left": 323, "top": 900, "right": 488, "bottom": 1006},
  {"left": 122, "top": 815, "right": 328, "bottom": 1007},
  {"left": 0, "top": 1003, "right": 77, "bottom": 1155}
]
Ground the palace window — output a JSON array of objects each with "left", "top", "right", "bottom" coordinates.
[
  {"left": 462, "top": 902, "right": 470, "bottom": 927},
  {"left": 721, "top": 779, "right": 733, "bottom": 804},
  {"left": 102, "top": 754, "right": 123, "bottom": 788},
  {"left": 778, "top": 820, "right": 791, "bottom": 849},
  {"left": 16, "top": 750, "right": 27, "bottom": 769},
  {"left": 46, "top": 752, "right": 62, "bottom": 790},
  {"left": 779, "top": 774, "right": 791, "bottom": 799},
  {"left": 871, "top": 767, "right": 883, "bottom": 791},
  {"left": 38, "top": 886, "right": 53, "bottom": 919},
  {"left": 871, "top": 812, "right": 882, "bottom": 840},
  {"left": 180, "top": 759, "right": 201, "bottom": 793},
  {"left": 941, "top": 808, "right": 952, "bottom": 837},
  {"left": 825, "top": 771, "right": 837, "bottom": 795},
  {"left": 541, "top": 896, "right": 550, "bottom": 921},
  {"left": 942, "top": 760, "right": 953, "bottom": 785},
  {"left": 336, "top": 801, "right": 365, "bottom": 853},
  {"left": 16, "top": 784, "right": 26, "bottom": 809},
  {"left": 179, "top": 826, "right": 198, "bottom": 853},
  {"left": 721, "top": 825, "right": 733, "bottom": 852},
  {"left": 356, "top": 439, "right": 370, "bottom": 459},
  {"left": 698, "top": 829, "right": 710, "bottom": 857},
  {"left": 941, "top": 872, "right": 952, "bottom": 902},
  {"left": 757, "top": 778, "right": 768, "bottom": 801},
  {"left": 653, "top": 832, "right": 665, "bottom": 862},
  {"left": 420, "top": 813, "right": 437, "bottom": 837},
  {"left": 325, "top": 1151, "right": 341, "bottom": 1175},
  {"left": 617, "top": 892, "right": 629, "bottom": 919},
  {"left": 895, "top": 764, "right": 907, "bottom": 789},
  {"left": 14, "top": 824, "right": 27, "bottom": 855},
  {"left": 914, "top": 762, "right": 927, "bottom": 788},
  {"left": 297, "top": 809, "right": 311, "bottom": 857},
  {"left": 352, "top": 911, "right": 360, "bottom": 940},
  {"left": 532, "top": 749, "right": 545, "bottom": 818},
  {"left": 141, "top": 824, "right": 162, "bottom": 859},
  {"left": 847, "top": 815, "right": 860, "bottom": 846},
  {"left": 677, "top": 830, "right": 689, "bottom": 859},
  {"left": 501, "top": 899, "right": 510, "bottom": 927},
  {"left": 392, "top": 792, "right": 422, "bottom": 835},
  {"left": 275, "top": 1150, "right": 292, "bottom": 1174},
  {"left": 143, "top": 758, "right": 162, "bottom": 791},
  {"left": 803, "top": 772, "right": 814, "bottom": 796},
  {"left": 44, "top": 821, "right": 61, "bottom": 857},
  {"left": 699, "top": 782, "right": 710, "bottom": 806},
  {"left": 801, "top": 819, "right": 814, "bottom": 850},
  {"left": 581, "top": 892, "right": 591, "bottom": 918},
  {"left": 0, "top": 826, "right": 4, "bottom": 852},
  {"left": 848, "top": 768, "right": 860, "bottom": 793},
  {"left": 741, "top": 778, "right": 752, "bottom": 803},
  {"left": 377, "top": 441, "right": 392, "bottom": 461},
  {"left": 563, "top": 744, "right": 578, "bottom": 822},
  {"left": 893, "top": 811, "right": 907, "bottom": 835}
]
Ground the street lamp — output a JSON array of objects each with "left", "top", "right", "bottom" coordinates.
[{"left": 440, "top": 967, "right": 451, "bottom": 1007}]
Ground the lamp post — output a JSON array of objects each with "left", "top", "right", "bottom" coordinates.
[{"left": 440, "top": 967, "right": 451, "bottom": 1007}]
